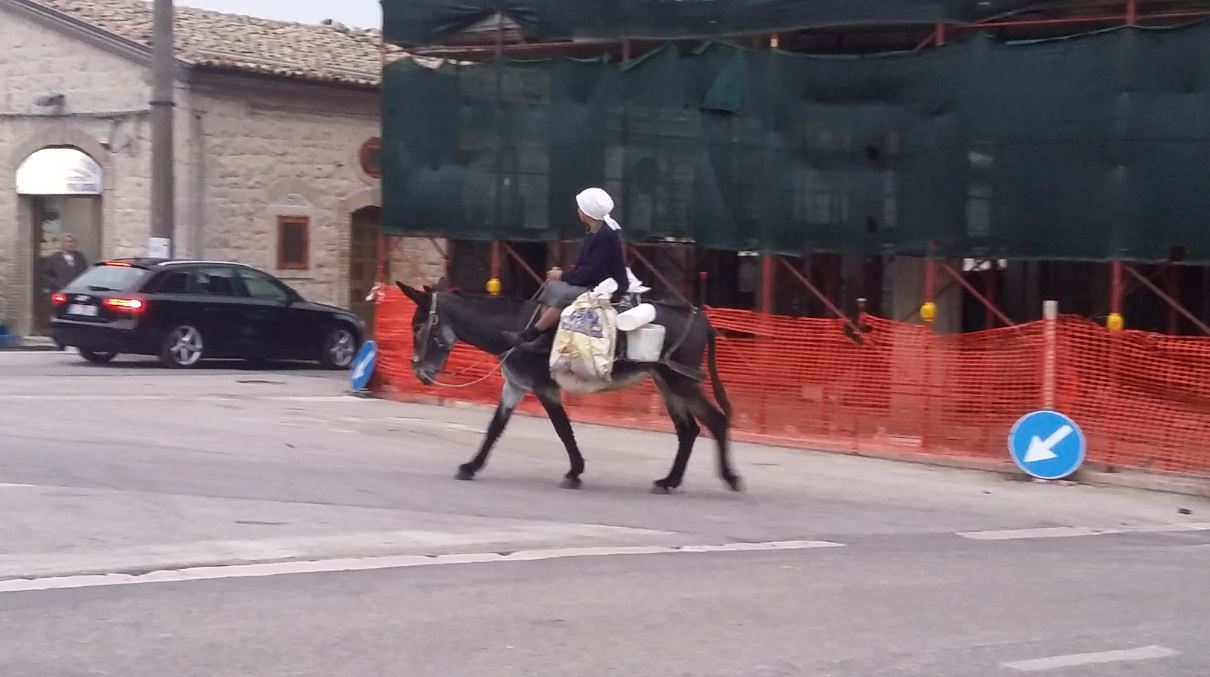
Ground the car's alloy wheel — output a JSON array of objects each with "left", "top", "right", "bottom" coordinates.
[
  {"left": 322, "top": 327, "right": 357, "bottom": 369},
  {"left": 162, "top": 325, "right": 204, "bottom": 368}
]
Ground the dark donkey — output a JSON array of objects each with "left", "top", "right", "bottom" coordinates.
[{"left": 396, "top": 280, "right": 742, "bottom": 493}]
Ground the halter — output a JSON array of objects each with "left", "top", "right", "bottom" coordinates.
[
  {"left": 412, "top": 292, "right": 440, "bottom": 365},
  {"left": 411, "top": 290, "right": 518, "bottom": 389}
]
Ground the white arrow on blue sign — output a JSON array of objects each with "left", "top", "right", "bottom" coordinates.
[
  {"left": 350, "top": 340, "right": 378, "bottom": 392},
  {"left": 1008, "top": 410, "right": 1087, "bottom": 480}
]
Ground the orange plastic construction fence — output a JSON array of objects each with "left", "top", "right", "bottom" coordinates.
[{"left": 373, "top": 287, "right": 1210, "bottom": 478}]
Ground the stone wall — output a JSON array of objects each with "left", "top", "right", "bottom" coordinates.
[
  {"left": 185, "top": 73, "right": 383, "bottom": 308},
  {"left": 0, "top": 6, "right": 152, "bottom": 334},
  {"left": 0, "top": 5, "right": 582, "bottom": 333},
  {"left": 389, "top": 237, "right": 449, "bottom": 288}
]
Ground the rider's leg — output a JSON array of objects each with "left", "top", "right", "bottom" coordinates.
[
  {"left": 506, "top": 282, "right": 584, "bottom": 347},
  {"left": 505, "top": 306, "right": 561, "bottom": 346}
]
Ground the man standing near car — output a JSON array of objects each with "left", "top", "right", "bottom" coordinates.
[
  {"left": 44, "top": 233, "right": 89, "bottom": 292},
  {"left": 43, "top": 234, "right": 89, "bottom": 345}
]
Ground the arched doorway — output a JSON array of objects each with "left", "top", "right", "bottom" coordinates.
[
  {"left": 16, "top": 147, "right": 103, "bottom": 334},
  {"left": 349, "top": 206, "right": 385, "bottom": 333}
]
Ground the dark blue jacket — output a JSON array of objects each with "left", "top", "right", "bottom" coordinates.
[{"left": 562, "top": 225, "right": 628, "bottom": 302}]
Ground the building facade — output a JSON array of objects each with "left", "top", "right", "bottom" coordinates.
[{"left": 0, "top": 0, "right": 446, "bottom": 337}]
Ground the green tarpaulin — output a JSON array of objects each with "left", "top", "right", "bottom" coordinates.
[
  {"left": 382, "top": 23, "right": 1210, "bottom": 262},
  {"left": 380, "top": 0, "right": 1050, "bottom": 46}
]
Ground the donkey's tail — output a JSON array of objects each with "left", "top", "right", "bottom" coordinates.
[{"left": 705, "top": 325, "right": 733, "bottom": 419}]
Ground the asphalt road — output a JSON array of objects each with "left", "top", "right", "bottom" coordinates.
[{"left": 1, "top": 351, "right": 1208, "bottom": 677}]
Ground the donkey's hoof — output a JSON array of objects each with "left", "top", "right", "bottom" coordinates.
[
  {"left": 560, "top": 477, "right": 583, "bottom": 490},
  {"left": 723, "top": 475, "right": 744, "bottom": 492},
  {"left": 650, "top": 480, "right": 675, "bottom": 495},
  {"left": 455, "top": 465, "right": 476, "bottom": 481}
]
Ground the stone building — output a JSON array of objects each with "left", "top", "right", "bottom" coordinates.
[{"left": 0, "top": 0, "right": 446, "bottom": 337}]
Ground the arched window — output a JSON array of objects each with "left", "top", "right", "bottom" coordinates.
[{"left": 16, "top": 147, "right": 102, "bottom": 196}]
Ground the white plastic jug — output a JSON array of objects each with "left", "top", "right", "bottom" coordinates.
[{"left": 626, "top": 324, "right": 665, "bottom": 363}]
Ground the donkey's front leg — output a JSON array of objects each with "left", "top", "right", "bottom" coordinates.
[
  {"left": 457, "top": 379, "right": 527, "bottom": 481},
  {"left": 534, "top": 385, "right": 585, "bottom": 489}
]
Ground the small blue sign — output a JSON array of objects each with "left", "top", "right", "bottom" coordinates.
[
  {"left": 350, "top": 340, "right": 377, "bottom": 392},
  {"left": 1008, "top": 410, "right": 1086, "bottom": 480}
]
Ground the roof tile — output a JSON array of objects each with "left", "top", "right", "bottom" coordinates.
[{"left": 31, "top": 0, "right": 398, "bottom": 85}]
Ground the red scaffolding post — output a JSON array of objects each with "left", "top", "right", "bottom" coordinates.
[
  {"left": 757, "top": 253, "right": 776, "bottom": 433},
  {"left": 1167, "top": 265, "right": 1180, "bottom": 335},
  {"left": 760, "top": 254, "right": 775, "bottom": 314},
  {"left": 922, "top": 242, "right": 938, "bottom": 328},
  {"left": 1109, "top": 260, "right": 1124, "bottom": 332},
  {"left": 921, "top": 242, "right": 939, "bottom": 451},
  {"left": 984, "top": 264, "right": 998, "bottom": 330},
  {"left": 488, "top": 241, "right": 502, "bottom": 295}
]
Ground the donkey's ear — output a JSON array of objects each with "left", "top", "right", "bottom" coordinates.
[
  {"left": 395, "top": 281, "right": 425, "bottom": 305},
  {"left": 433, "top": 277, "right": 449, "bottom": 292}
]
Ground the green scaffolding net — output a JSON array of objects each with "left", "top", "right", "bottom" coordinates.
[{"left": 382, "top": 22, "right": 1210, "bottom": 262}]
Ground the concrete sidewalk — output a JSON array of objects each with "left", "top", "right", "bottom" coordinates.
[{"left": 0, "top": 334, "right": 58, "bottom": 351}]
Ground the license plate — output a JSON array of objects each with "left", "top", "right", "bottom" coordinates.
[{"left": 67, "top": 303, "right": 98, "bottom": 317}]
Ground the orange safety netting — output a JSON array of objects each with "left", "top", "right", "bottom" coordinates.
[{"left": 373, "top": 286, "right": 1210, "bottom": 477}]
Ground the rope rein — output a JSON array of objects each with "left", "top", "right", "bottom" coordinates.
[{"left": 421, "top": 285, "right": 543, "bottom": 390}]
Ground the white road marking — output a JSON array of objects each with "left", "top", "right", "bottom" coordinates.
[
  {"left": 0, "top": 540, "right": 844, "bottom": 594},
  {"left": 1003, "top": 645, "right": 1179, "bottom": 672},
  {"left": 0, "top": 483, "right": 37, "bottom": 489},
  {"left": 0, "top": 524, "right": 675, "bottom": 580},
  {"left": 957, "top": 523, "right": 1210, "bottom": 541}
]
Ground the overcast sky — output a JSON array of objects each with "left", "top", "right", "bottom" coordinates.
[{"left": 174, "top": 0, "right": 381, "bottom": 28}]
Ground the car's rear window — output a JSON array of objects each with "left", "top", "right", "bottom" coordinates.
[{"left": 69, "top": 264, "right": 150, "bottom": 292}]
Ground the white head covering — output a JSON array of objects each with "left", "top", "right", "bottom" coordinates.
[{"left": 576, "top": 187, "right": 621, "bottom": 231}]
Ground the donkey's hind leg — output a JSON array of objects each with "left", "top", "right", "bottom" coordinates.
[
  {"left": 534, "top": 384, "right": 586, "bottom": 489},
  {"left": 685, "top": 383, "right": 742, "bottom": 492},
  {"left": 650, "top": 371, "right": 701, "bottom": 493},
  {"left": 457, "top": 379, "right": 527, "bottom": 481}
]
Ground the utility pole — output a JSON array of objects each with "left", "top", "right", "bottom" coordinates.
[{"left": 150, "top": 0, "right": 175, "bottom": 258}]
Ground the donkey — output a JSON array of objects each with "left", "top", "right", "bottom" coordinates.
[{"left": 395, "top": 280, "right": 742, "bottom": 493}]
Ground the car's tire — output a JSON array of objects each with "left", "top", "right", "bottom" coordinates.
[
  {"left": 79, "top": 348, "right": 117, "bottom": 364},
  {"left": 160, "top": 324, "right": 205, "bottom": 369},
  {"left": 319, "top": 325, "right": 358, "bottom": 370}
]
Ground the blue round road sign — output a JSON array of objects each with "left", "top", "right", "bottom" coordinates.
[
  {"left": 350, "top": 340, "right": 378, "bottom": 392},
  {"left": 1008, "top": 410, "right": 1086, "bottom": 480}
]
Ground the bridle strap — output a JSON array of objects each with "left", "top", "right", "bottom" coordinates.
[{"left": 412, "top": 291, "right": 440, "bottom": 364}]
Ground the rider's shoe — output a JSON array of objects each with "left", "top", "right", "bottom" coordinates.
[{"left": 504, "top": 327, "right": 550, "bottom": 352}]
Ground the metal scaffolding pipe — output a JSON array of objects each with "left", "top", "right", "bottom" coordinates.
[{"left": 1126, "top": 265, "right": 1210, "bottom": 336}]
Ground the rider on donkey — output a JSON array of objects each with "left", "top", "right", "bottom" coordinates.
[{"left": 506, "top": 187, "right": 629, "bottom": 349}]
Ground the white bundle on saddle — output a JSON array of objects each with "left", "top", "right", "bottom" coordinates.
[{"left": 549, "top": 288, "right": 618, "bottom": 395}]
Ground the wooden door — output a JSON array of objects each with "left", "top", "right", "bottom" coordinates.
[{"left": 348, "top": 207, "right": 384, "bottom": 334}]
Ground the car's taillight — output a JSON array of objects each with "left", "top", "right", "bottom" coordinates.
[
  {"left": 103, "top": 296, "right": 146, "bottom": 313},
  {"left": 51, "top": 293, "right": 68, "bottom": 305}
]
